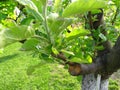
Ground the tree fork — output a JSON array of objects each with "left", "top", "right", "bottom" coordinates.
[
  {"left": 68, "top": 9, "right": 120, "bottom": 79},
  {"left": 52, "top": 9, "right": 120, "bottom": 79}
]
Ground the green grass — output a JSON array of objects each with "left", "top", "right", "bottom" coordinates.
[{"left": 0, "top": 43, "right": 81, "bottom": 90}]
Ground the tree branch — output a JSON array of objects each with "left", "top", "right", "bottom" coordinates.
[
  {"left": 68, "top": 36, "right": 120, "bottom": 78},
  {"left": 52, "top": 9, "right": 120, "bottom": 78},
  {"left": 52, "top": 52, "right": 105, "bottom": 76},
  {"left": 68, "top": 58, "right": 103, "bottom": 76},
  {"left": 106, "top": 36, "right": 120, "bottom": 74}
]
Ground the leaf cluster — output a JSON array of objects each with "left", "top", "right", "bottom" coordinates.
[{"left": 0, "top": 0, "right": 119, "bottom": 64}]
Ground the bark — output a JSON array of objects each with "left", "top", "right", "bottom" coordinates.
[
  {"left": 82, "top": 74, "right": 109, "bottom": 90},
  {"left": 100, "top": 79, "right": 109, "bottom": 90},
  {"left": 82, "top": 75, "right": 109, "bottom": 90},
  {"left": 82, "top": 74, "right": 100, "bottom": 90},
  {"left": 106, "top": 36, "right": 120, "bottom": 74}
]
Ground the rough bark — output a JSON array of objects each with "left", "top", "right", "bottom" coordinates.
[
  {"left": 106, "top": 36, "right": 120, "bottom": 74},
  {"left": 82, "top": 74, "right": 100, "bottom": 90},
  {"left": 100, "top": 79, "right": 109, "bottom": 90},
  {"left": 82, "top": 74, "right": 97, "bottom": 90},
  {"left": 82, "top": 74, "right": 109, "bottom": 90}
]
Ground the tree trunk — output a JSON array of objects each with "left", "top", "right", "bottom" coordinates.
[
  {"left": 82, "top": 74, "right": 99, "bottom": 90},
  {"left": 100, "top": 79, "right": 109, "bottom": 90},
  {"left": 82, "top": 74, "right": 109, "bottom": 90},
  {"left": 82, "top": 9, "right": 110, "bottom": 90}
]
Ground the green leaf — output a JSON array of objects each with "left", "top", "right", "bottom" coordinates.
[
  {"left": 112, "top": 0, "right": 120, "bottom": 7},
  {"left": 86, "top": 55, "right": 92, "bottom": 63},
  {"left": 0, "top": 48, "right": 4, "bottom": 54},
  {"left": 32, "top": 0, "right": 43, "bottom": 13},
  {"left": 40, "top": 0, "right": 47, "bottom": 5},
  {"left": 20, "top": 16, "right": 34, "bottom": 25},
  {"left": 48, "top": 17, "right": 73, "bottom": 37},
  {"left": 61, "top": 49, "right": 75, "bottom": 56},
  {"left": 2, "top": 19, "right": 16, "bottom": 27},
  {"left": 66, "top": 28, "right": 90, "bottom": 40},
  {"left": 52, "top": 47, "right": 59, "bottom": 55},
  {"left": 69, "top": 57, "right": 89, "bottom": 63},
  {"left": 16, "top": 0, "right": 38, "bottom": 11},
  {"left": 0, "top": 25, "right": 35, "bottom": 48},
  {"left": 62, "top": 0, "right": 107, "bottom": 17},
  {"left": 54, "top": 0, "right": 62, "bottom": 12},
  {"left": 47, "top": 13, "right": 59, "bottom": 21},
  {"left": 20, "top": 38, "right": 40, "bottom": 51},
  {"left": 99, "top": 33, "right": 107, "bottom": 41},
  {"left": 95, "top": 45, "right": 104, "bottom": 50},
  {"left": 7, "top": 25, "right": 35, "bottom": 39},
  {"left": 16, "top": 0, "right": 44, "bottom": 21}
]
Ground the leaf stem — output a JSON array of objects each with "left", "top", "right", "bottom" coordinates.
[{"left": 43, "top": 1, "right": 52, "bottom": 44}]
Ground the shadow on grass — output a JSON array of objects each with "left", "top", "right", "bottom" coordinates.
[
  {"left": 0, "top": 54, "right": 18, "bottom": 63},
  {"left": 27, "top": 62, "right": 48, "bottom": 75}
]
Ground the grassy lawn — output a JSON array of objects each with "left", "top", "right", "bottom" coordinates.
[{"left": 0, "top": 43, "right": 81, "bottom": 90}]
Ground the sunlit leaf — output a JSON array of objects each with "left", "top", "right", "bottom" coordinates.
[
  {"left": 52, "top": 47, "right": 59, "bottom": 55},
  {"left": 62, "top": 0, "right": 107, "bottom": 17},
  {"left": 47, "top": 13, "right": 59, "bottom": 21},
  {"left": 0, "top": 48, "right": 4, "bottom": 54},
  {"left": 69, "top": 57, "right": 89, "bottom": 63},
  {"left": 66, "top": 29, "right": 90, "bottom": 40},
  {"left": 86, "top": 55, "right": 92, "bottom": 63},
  {"left": 61, "top": 49, "right": 75, "bottom": 56},
  {"left": 54, "top": 0, "right": 62, "bottom": 12}
]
